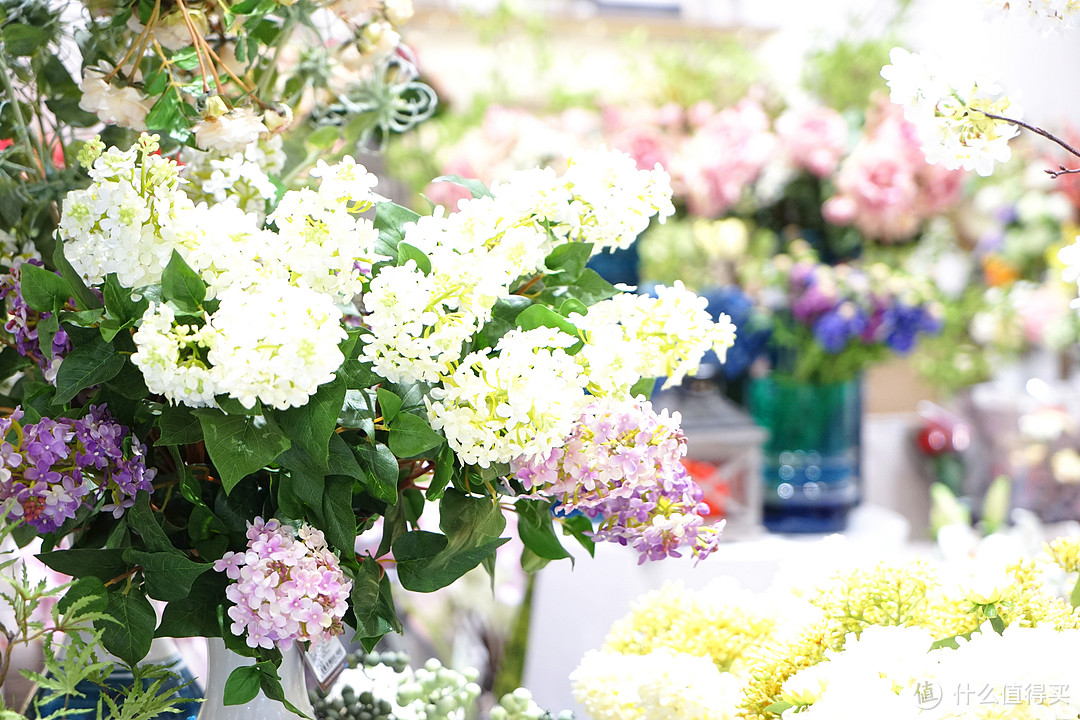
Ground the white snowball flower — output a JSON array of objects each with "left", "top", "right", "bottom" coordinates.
[
  {"left": 572, "top": 282, "right": 737, "bottom": 391},
  {"left": 58, "top": 134, "right": 198, "bottom": 288},
  {"left": 426, "top": 327, "right": 587, "bottom": 467},
  {"left": 181, "top": 135, "right": 286, "bottom": 221},
  {"left": 78, "top": 68, "right": 152, "bottom": 131},
  {"left": 131, "top": 302, "right": 220, "bottom": 407},
  {"left": 206, "top": 280, "right": 348, "bottom": 411}
]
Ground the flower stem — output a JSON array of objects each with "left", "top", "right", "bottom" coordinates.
[{"left": 976, "top": 109, "right": 1080, "bottom": 160}]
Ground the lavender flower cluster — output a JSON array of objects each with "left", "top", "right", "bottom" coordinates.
[
  {"left": 0, "top": 261, "right": 72, "bottom": 382},
  {"left": 0, "top": 406, "right": 156, "bottom": 533},
  {"left": 512, "top": 397, "right": 722, "bottom": 564},
  {"left": 213, "top": 517, "right": 352, "bottom": 650},
  {"left": 773, "top": 246, "right": 943, "bottom": 355}
]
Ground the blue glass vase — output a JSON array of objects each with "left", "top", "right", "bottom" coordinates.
[{"left": 748, "top": 375, "right": 862, "bottom": 533}]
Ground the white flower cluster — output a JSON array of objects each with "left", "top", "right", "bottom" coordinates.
[
  {"left": 779, "top": 623, "right": 1080, "bottom": 720},
  {"left": 78, "top": 68, "right": 152, "bottom": 131},
  {"left": 65, "top": 134, "right": 383, "bottom": 410},
  {"left": 559, "top": 148, "right": 676, "bottom": 251},
  {"left": 362, "top": 149, "right": 676, "bottom": 384},
  {"left": 59, "top": 135, "right": 197, "bottom": 288},
  {"left": 426, "top": 327, "right": 586, "bottom": 467},
  {"left": 133, "top": 281, "right": 346, "bottom": 410},
  {"left": 985, "top": 0, "right": 1080, "bottom": 34},
  {"left": 181, "top": 136, "right": 286, "bottom": 221},
  {"left": 571, "top": 648, "right": 741, "bottom": 720},
  {"left": 881, "top": 47, "right": 1021, "bottom": 176},
  {"left": 266, "top": 157, "right": 384, "bottom": 303},
  {"left": 572, "top": 282, "right": 737, "bottom": 391},
  {"left": 130, "top": 302, "right": 219, "bottom": 407}
]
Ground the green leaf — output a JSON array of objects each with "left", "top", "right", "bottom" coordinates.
[
  {"left": 351, "top": 558, "right": 401, "bottom": 639},
  {"left": 169, "top": 47, "right": 201, "bottom": 71},
  {"left": 430, "top": 174, "right": 493, "bottom": 199},
  {"left": 376, "top": 387, "right": 401, "bottom": 423},
  {"left": 387, "top": 413, "right": 444, "bottom": 458},
  {"left": 193, "top": 410, "right": 291, "bottom": 492},
  {"left": 2, "top": 24, "right": 49, "bottom": 56},
  {"left": 156, "top": 405, "right": 204, "bottom": 446},
  {"left": 126, "top": 493, "right": 175, "bottom": 553},
  {"left": 53, "top": 241, "right": 103, "bottom": 311},
  {"left": 327, "top": 434, "right": 364, "bottom": 480},
  {"left": 103, "top": 274, "right": 148, "bottom": 325},
  {"left": 96, "top": 589, "right": 156, "bottom": 665},
  {"left": 56, "top": 577, "right": 108, "bottom": 616},
  {"left": 276, "top": 377, "right": 345, "bottom": 467},
  {"left": 156, "top": 571, "right": 228, "bottom": 637},
  {"left": 394, "top": 531, "right": 508, "bottom": 593},
  {"left": 321, "top": 475, "right": 356, "bottom": 555},
  {"left": 476, "top": 296, "right": 531, "bottom": 349},
  {"left": 123, "top": 549, "right": 211, "bottom": 602},
  {"left": 764, "top": 701, "right": 794, "bottom": 715},
  {"left": 427, "top": 445, "right": 455, "bottom": 501},
  {"left": 515, "top": 499, "right": 572, "bottom": 562},
  {"left": 565, "top": 268, "right": 619, "bottom": 305},
  {"left": 354, "top": 441, "right": 398, "bottom": 505},
  {"left": 145, "top": 87, "right": 184, "bottom": 137},
  {"left": 37, "top": 548, "right": 130, "bottom": 582},
  {"left": 629, "top": 376, "right": 657, "bottom": 400},
  {"left": 18, "top": 263, "right": 70, "bottom": 312},
  {"left": 544, "top": 242, "right": 593, "bottom": 284},
  {"left": 395, "top": 242, "right": 432, "bottom": 274},
  {"left": 160, "top": 251, "right": 206, "bottom": 311},
  {"left": 306, "top": 125, "right": 339, "bottom": 150},
  {"left": 373, "top": 201, "right": 420, "bottom": 259},
  {"left": 223, "top": 665, "right": 261, "bottom": 706},
  {"left": 339, "top": 389, "right": 375, "bottom": 435},
  {"left": 514, "top": 304, "right": 581, "bottom": 346},
  {"left": 338, "top": 359, "right": 382, "bottom": 392},
  {"left": 53, "top": 335, "right": 126, "bottom": 404},
  {"left": 559, "top": 515, "right": 596, "bottom": 557}
]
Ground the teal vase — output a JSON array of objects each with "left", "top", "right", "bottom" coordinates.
[{"left": 749, "top": 375, "right": 862, "bottom": 532}]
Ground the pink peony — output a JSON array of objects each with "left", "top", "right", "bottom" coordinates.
[{"left": 776, "top": 106, "right": 850, "bottom": 178}]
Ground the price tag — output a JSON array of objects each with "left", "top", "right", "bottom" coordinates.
[{"left": 303, "top": 637, "right": 347, "bottom": 692}]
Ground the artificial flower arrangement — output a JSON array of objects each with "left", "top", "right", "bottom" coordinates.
[
  {"left": 742, "top": 241, "right": 943, "bottom": 385},
  {"left": 0, "top": 125, "right": 735, "bottom": 714},
  {"left": 570, "top": 536, "right": 1080, "bottom": 720},
  {"left": 0, "top": 0, "right": 431, "bottom": 258}
]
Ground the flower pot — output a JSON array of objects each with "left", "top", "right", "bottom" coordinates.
[
  {"left": 197, "top": 638, "right": 313, "bottom": 720},
  {"left": 748, "top": 375, "right": 862, "bottom": 533}
]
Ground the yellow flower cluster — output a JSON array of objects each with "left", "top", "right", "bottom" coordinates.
[
  {"left": 1046, "top": 536, "right": 1080, "bottom": 574},
  {"left": 581, "top": 555, "right": 1080, "bottom": 720},
  {"left": 602, "top": 581, "right": 777, "bottom": 674}
]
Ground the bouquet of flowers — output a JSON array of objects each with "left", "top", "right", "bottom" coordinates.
[
  {"left": 0, "top": 123, "right": 734, "bottom": 712},
  {"left": 744, "top": 241, "right": 943, "bottom": 384},
  {"left": 570, "top": 536, "right": 1080, "bottom": 720}
]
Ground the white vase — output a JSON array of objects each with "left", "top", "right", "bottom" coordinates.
[{"left": 197, "top": 638, "right": 314, "bottom": 720}]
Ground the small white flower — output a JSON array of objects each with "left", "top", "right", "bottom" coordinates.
[
  {"left": 78, "top": 68, "right": 152, "bottom": 131},
  {"left": 193, "top": 107, "right": 269, "bottom": 154}
]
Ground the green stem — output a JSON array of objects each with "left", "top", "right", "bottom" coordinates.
[
  {"left": 0, "top": 52, "right": 46, "bottom": 180},
  {"left": 256, "top": 9, "right": 298, "bottom": 100},
  {"left": 491, "top": 573, "right": 534, "bottom": 699}
]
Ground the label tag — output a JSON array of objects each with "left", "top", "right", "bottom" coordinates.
[{"left": 303, "top": 637, "right": 347, "bottom": 692}]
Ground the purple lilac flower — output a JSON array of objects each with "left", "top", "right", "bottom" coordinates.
[
  {"left": 511, "top": 397, "right": 723, "bottom": 564},
  {"left": 213, "top": 518, "right": 352, "bottom": 650},
  {"left": 0, "top": 406, "right": 156, "bottom": 533},
  {"left": 0, "top": 261, "right": 72, "bottom": 383}
]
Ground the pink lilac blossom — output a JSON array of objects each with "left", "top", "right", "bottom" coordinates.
[
  {"left": 0, "top": 406, "right": 156, "bottom": 533},
  {"left": 674, "top": 98, "right": 776, "bottom": 217},
  {"left": 511, "top": 397, "right": 722, "bottom": 564},
  {"left": 0, "top": 261, "right": 72, "bottom": 383},
  {"left": 214, "top": 517, "right": 352, "bottom": 650}
]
